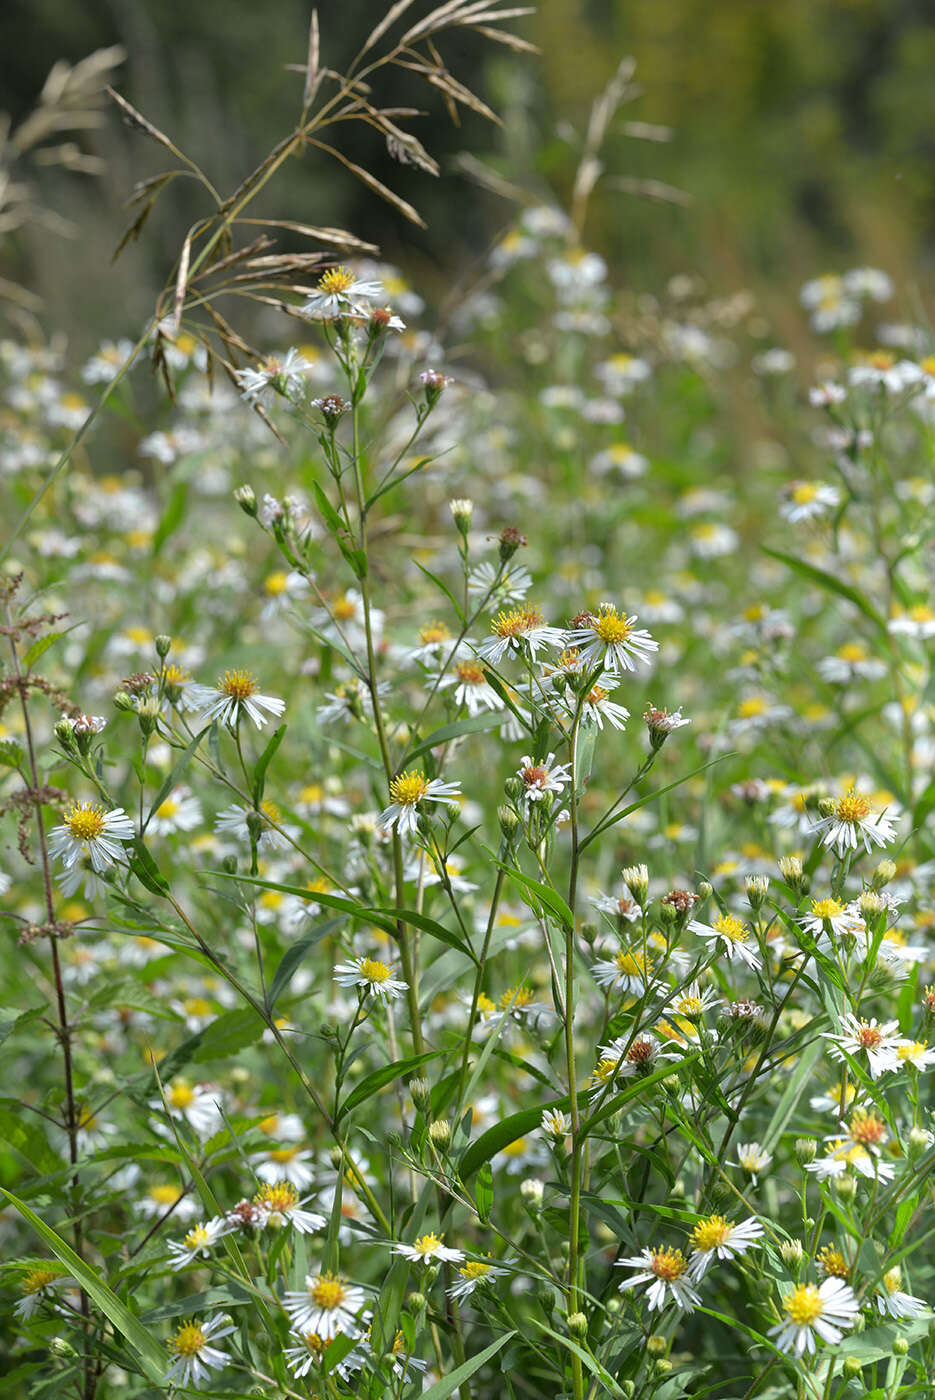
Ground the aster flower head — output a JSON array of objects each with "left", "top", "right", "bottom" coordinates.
[
  {"left": 687, "top": 1215, "right": 763, "bottom": 1280},
  {"left": 253, "top": 1180, "right": 326, "bottom": 1234},
  {"left": 732, "top": 1141, "right": 772, "bottom": 1184},
  {"left": 378, "top": 770, "right": 461, "bottom": 837},
  {"left": 446, "top": 1257, "right": 511, "bottom": 1300},
  {"left": 333, "top": 955, "right": 408, "bottom": 1001},
  {"left": 47, "top": 803, "right": 135, "bottom": 874},
  {"left": 393, "top": 1232, "right": 465, "bottom": 1265},
  {"left": 167, "top": 1218, "right": 229, "bottom": 1270},
  {"left": 875, "top": 1266, "right": 929, "bottom": 1319},
  {"left": 616, "top": 1245, "right": 701, "bottom": 1312},
  {"left": 516, "top": 752, "right": 571, "bottom": 807},
  {"left": 283, "top": 1273, "right": 367, "bottom": 1339},
  {"left": 822, "top": 1012, "right": 902, "bottom": 1078},
  {"left": 164, "top": 1313, "right": 236, "bottom": 1388},
  {"left": 769, "top": 1278, "right": 859, "bottom": 1356},
  {"left": 809, "top": 787, "right": 897, "bottom": 857},
  {"left": 565, "top": 603, "right": 658, "bottom": 673},
  {"left": 14, "top": 1267, "right": 63, "bottom": 1320},
  {"left": 476, "top": 605, "right": 564, "bottom": 666},
  {"left": 688, "top": 911, "right": 762, "bottom": 970},
  {"left": 302, "top": 266, "right": 384, "bottom": 319},
  {"left": 191, "top": 669, "right": 285, "bottom": 731},
  {"left": 236, "top": 349, "right": 310, "bottom": 406}
]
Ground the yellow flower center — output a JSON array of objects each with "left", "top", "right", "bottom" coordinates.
[
  {"left": 459, "top": 1261, "right": 491, "bottom": 1280},
  {"left": 413, "top": 1233, "right": 443, "bottom": 1255},
  {"left": 690, "top": 1216, "right": 732, "bottom": 1252},
  {"left": 418, "top": 621, "right": 451, "bottom": 645},
  {"left": 269, "top": 1146, "right": 299, "bottom": 1163},
  {"left": 783, "top": 1283, "right": 824, "bottom": 1326},
  {"left": 264, "top": 571, "right": 288, "bottom": 596},
  {"left": 260, "top": 799, "right": 281, "bottom": 824},
  {"left": 456, "top": 661, "right": 486, "bottom": 685},
  {"left": 909, "top": 604, "right": 935, "bottom": 623},
  {"left": 883, "top": 1267, "right": 902, "bottom": 1294},
  {"left": 184, "top": 1225, "right": 210, "bottom": 1250},
  {"left": 258, "top": 1114, "right": 279, "bottom": 1135},
  {"left": 649, "top": 1247, "right": 687, "bottom": 1281},
  {"left": 183, "top": 997, "right": 212, "bottom": 1016},
  {"left": 65, "top": 803, "right": 106, "bottom": 841},
  {"left": 848, "top": 1109, "right": 886, "bottom": 1147},
  {"left": 792, "top": 482, "right": 819, "bottom": 504},
  {"left": 810, "top": 898, "right": 844, "bottom": 919},
  {"left": 316, "top": 266, "right": 355, "bottom": 295},
  {"left": 389, "top": 771, "right": 429, "bottom": 806},
  {"left": 256, "top": 1181, "right": 299, "bottom": 1213},
  {"left": 499, "top": 986, "right": 533, "bottom": 1010},
  {"left": 897, "top": 1039, "right": 928, "bottom": 1062},
  {"left": 163, "top": 664, "right": 191, "bottom": 687},
  {"left": 300, "top": 784, "right": 324, "bottom": 803},
  {"left": 834, "top": 789, "right": 872, "bottom": 824},
  {"left": 614, "top": 950, "right": 647, "bottom": 976},
  {"left": 170, "top": 1322, "right": 206, "bottom": 1357},
  {"left": 150, "top": 1184, "right": 182, "bottom": 1205},
  {"left": 855, "top": 1022, "right": 882, "bottom": 1049},
  {"left": 585, "top": 686, "right": 609, "bottom": 705},
  {"left": 218, "top": 668, "right": 257, "bottom": 700},
  {"left": 591, "top": 1057, "right": 619, "bottom": 1085},
  {"left": 817, "top": 1245, "right": 848, "bottom": 1277},
  {"left": 713, "top": 913, "right": 749, "bottom": 943},
  {"left": 737, "top": 696, "right": 768, "bottom": 718},
  {"left": 837, "top": 643, "right": 867, "bottom": 662},
  {"left": 22, "top": 1268, "right": 58, "bottom": 1295},
  {"left": 310, "top": 1274, "right": 347, "bottom": 1309},
  {"left": 593, "top": 607, "right": 632, "bottom": 644},
  {"left": 359, "top": 958, "right": 392, "bottom": 984},
  {"left": 300, "top": 1331, "right": 325, "bottom": 1354},
  {"left": 156, "top": 798, "right": 180, "bottom": 819},
  {"left": 169, "top": 1083, "right": 195, "bottom": 1109},
  {"left": 491, "top": 605, "right": 543, "bottom": 638}
]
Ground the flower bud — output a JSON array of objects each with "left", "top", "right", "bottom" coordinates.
[
  {"left": 155, "top": 634, "right": 172, "bottom": 659},
  {"left": 892, "top": 1337, "right": 909, "bottom": 1356},
  {"left": 832, "top": 1172, "right": 857, "bottom": 1203},
  {"left": 246, "top": 809, "right": 265, "bottom": 845},
  {"left": 842, "top": 1356, "right": 862, "bottom": 1379},
  {"left": 697, "top": 879, "right": 713, "bottom": 902},
  {"left": 780, "top": 1239, "right": 803, "bottom": 1268},
  {"left": 908, "top": 1125, "right": 932, "bottom": 1160},
  {"left": 429, "top": 1119, "right": 451, "bottom": 1150},
  {"left": 420, "top": 369, "right": 453, "bottom": 408},
  {"left": 408, "top": 1291, "right": 426, "bottom": 1312},
  {"left": 645, "top": 1336, "right": 667, "bottom": 1357},
  {"left": 621, "top": 863, "right": 649, "bottom": 906},
  {"left": 449, "top": 498, "right": 473, "bottom": 536},
  {"left": 136, "top": 697, "right": 160, "bottom": 737},
  {"left": 643, "top": 705, "right": 688, "bottom": 750},
  {"left": 503, "top": 776, "right": 525, "bottom": 804},
  {"left": 497, "top": 526, "right": 528, "bottom": 564},
  {"left": 234, "top": 483, "right": 257, "bottom": 516},
  {"left": 112, "top": 690, "right": 135, "bottom": 712},
  {"left": 329, "top": 1144, "right": 345, "bottom": 1170},
  {"left": 654, "top": 1359, "right": 673, "bottom": 1376},
  {"left": 409, "top": 1078, "right": 430, "bottom": 1111},
  {"left": 858, "top": 889, "right": 885, "bottom": 920},
  {"left": 50, "top": 1337, "right": 76, "bottom": 1358},
  {"left": 745, "top": 874, "right": 769, "bottom": 910},
  {"left": 871, "top": 858, "right": 897, "bottom": 889},
  {"left": 567, "top": 1312, "right": 588, "bottom": 1337},
  {"left": 498, "top": 806, "right": 520, "bottom": 843},
  {"left": 520, "top": 1177, "right": 544, "bottom": 1206},
  {"left": 794, "top": 1138, "right": 817, "bottom": 1166},
  {"left": 817, "top": 796, "right": 836, "bottom": 818},
  {"left": 54, "top": 718, "right": 77, "bottom": 749},
  {"left": 221, "top": 854, "right": 238, "bottom": 875}
]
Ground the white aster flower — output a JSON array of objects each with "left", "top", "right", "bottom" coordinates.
[
  {"left": 823, "top": 1013, "right": 902, "bottom": 1079},
  {"left": 475, "top": 604, "right": 564, "bottom": 666},
  {"left": 688, "top": 912, "right": 762, "bottom": 970},
  {"left": 732, "top": 1141, "right": 772, "bottom": 1185},
  {"left": 616, "top": 1246, "right": 700, "bottom": 1312},
  {"left": 283, "top": 1273, "right": 368, "bottom": 1338},
  {"left": 155, "top": 1079, "right": 222, "bottom": 1139},
  {"left": 687, "top": 1214, "right": 763, "bottom": 1280},
  {"left": 377, "top": 770, "right": 461, "bottom": 837},
  {"left": 446, "top": 1258, "right": 510, "bottom": 1301},
  {"left": 779, "top": 480, "right": 840, "bottom": 522},
  {"left": 437, "top": 658, "right": 504, "bottom": 715},
  {"left": 47, "top": 802, "right": 134, "bottom": 874},
  {"left": 769, "top": 1278, "right": 859, "bottom": 1356},
  {"left": 302, "top": 266, "right": 384, "bottom": 319},
  {"left": 875, "top": 1266, "right": 928, "bottom": 1320},
  {"left": 236, "top": 349, "right": 310, "bottom": 406},
  {"left": 166, "top": 1218, "right": 229, "bottom": 1270},
  {"left": 190, "top": 668, "right": 285, "bottom": 730},
  {"left": 164, "top": 1313, "right": 235, "bottom": 1388},
  {"left": 333, "top": 955, "right": 408, "bottom": 1001},
  {"left": 565, "top": 604, "right": 658, "bottom": 673},
  {"left": 392, "top": 1232, "right": 465, "bottom": 1265},
  {"left": 148, "top": 787, "right": 203, "bottom": 836},
  {"left": 253, "top": 1145, "right": 315, "bottom": 1190},
  {"left": 254, "top": 1180, "right": 326, "bottom": 1234},
  {"left": 809, "top": 788, "right": 897, "bottom": 856},
  {"left": 516, "top": 751, "right": 571, "bottom": 807}
]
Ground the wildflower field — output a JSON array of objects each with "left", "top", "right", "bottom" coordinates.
[{"left": 2, "top": 6, "right": 935, "bottom": 1399}]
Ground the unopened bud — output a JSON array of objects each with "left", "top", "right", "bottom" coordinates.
[
  {"left": 621, "top": 863, "right": 649, "bottom": 906},
  {"left": 653, "top": 1359, "right": 673, "bottom": 1376},
  {"left": 832, "top": 1172, "right": 857, "bottom": 1203},
  {"left": 908, "top": 1126, "right": 932, "bottom": 1159},
  {"left": 409, "top": 1078, "right": 430, "bottom": 1111},
  {"left": 794, "top": 1138, "right": 817, "bottom": 1166},
  {"left": 429, "top": 1119, "right": 450, "bottom": 1150},
  {"left": 329, "top": 1144, "right": 345, "bottom": 1170},
  {"left": 567, "top": 1312, "right": 588, "bottom": 1337},
  {"left": 892, "top": 1337, "right": 909, "bottom": 1356},
  {"left": 498, "top": 806, "right": 520, "bottom": 842},
  {"left": 246, "top": 809, "right": 265, "bottom": 845},
  {"left": 449, "top": 498, "right": 473, "bottom": 536},
  {"left": 871, "top": 858, "right": 897, "bottom": 888},
  {"left": 817, "top": 797, "right": 836, "bottom": 819},
  {"left": 780, "top": 1239, "right": 804, "bottom": 1267},
  {"left": 54, "top": 718, "right": 77, "bottom": 748},
  {"left": 420, "top": 369, "right": 453, "bottom": 408},
  {"left": 136, "top": 696, "right": 160, "bottom": 737},
  {"left": 858, "top": 889, "right": 885, "bottom": 919},
  {"left": 503, "top": 776, "right": 525, "bottom": 804},
  {"left": 234, "top": 484, "right": 257, "bottom": 516},
  {"left": 221, "top": 854, "right": 238, "bottom": 875},
  {"left": 745, "top": 874, "right": 769, "bottom": 910},
  {"left": 842, "top": 1356, "right": 862, "bottom": 1379},
  {"left": 113, "top": 690, "right": 135, "bottom": 712},
  {"left": 697, "top": 880, "right": 713, "bottom": 902},
  {"left": 645, "top": 1336, "right": 667, "bottom": 1357},
  {"left": 49, "top": 1337, "right": 76, "bottom": 1358},
  {"left": 408, "top": 1291, "right": 426, "bottom": 1312},
  {"left": 520, "top": 1177, "right": 544, "bottom": 1206},
  {"left": 155, "top": 634, "right": 171, "bottom": 659},
  {"left": 497, "top": 526, "right": 528, "bottom": 564}
]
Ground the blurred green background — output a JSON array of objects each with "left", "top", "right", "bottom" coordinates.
[{"left": 3, "top": 0, "right": 935, "bottom": 349}]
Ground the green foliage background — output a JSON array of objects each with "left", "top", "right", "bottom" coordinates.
[{"left": 4, "top": 0, "right": 935, "bottom": 349}]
